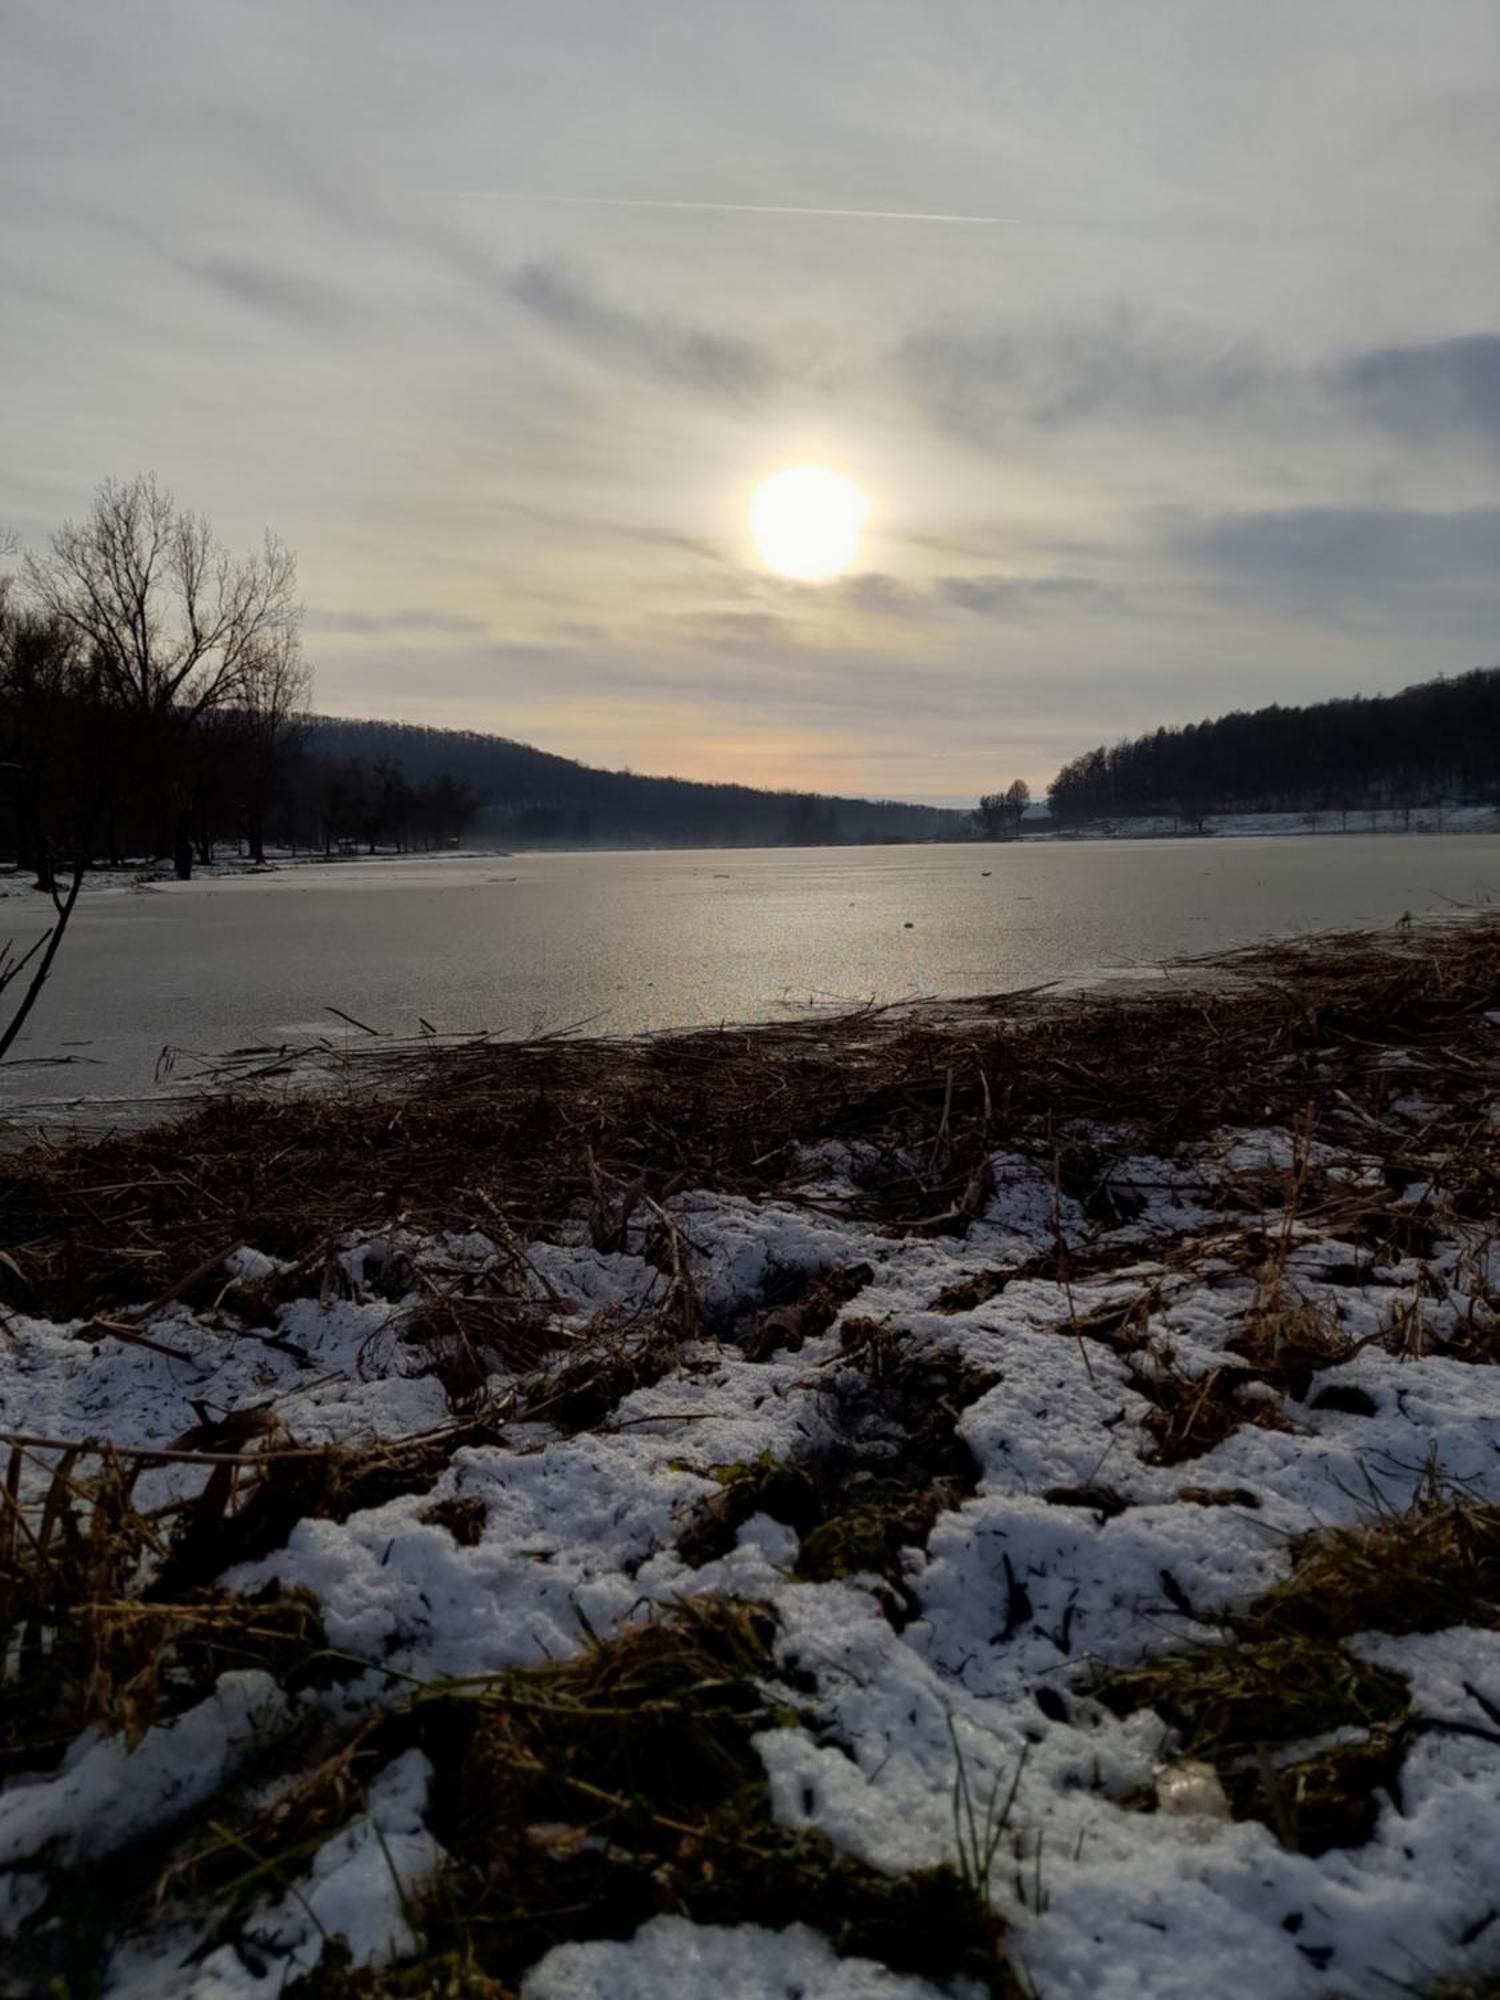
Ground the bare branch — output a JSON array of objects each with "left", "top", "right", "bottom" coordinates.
[
  {"left": 24, "top": 475, "right": 300, "bottom": 723},
  {"left": 0, "top": 861, "right": 85, "bottom": 1066}
]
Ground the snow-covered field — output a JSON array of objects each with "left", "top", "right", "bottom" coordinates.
[{"left": 3, "top": 957, "right": 1500, "bottom": 1997}]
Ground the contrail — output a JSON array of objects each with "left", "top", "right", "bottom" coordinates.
[{"left": 458, "top": 193, "right": 1019, "bottom": 227}]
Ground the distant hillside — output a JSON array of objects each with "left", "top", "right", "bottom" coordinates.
[
  {"left": 306, "top": 717, "right": 965, "bottom": 846},
  {"left": 1050, "top": 666, "right": 1500, "bottom": 825}
]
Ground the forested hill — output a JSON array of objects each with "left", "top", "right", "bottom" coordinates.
[
  {"left": 1049, "top": 667, "right": 1500, "bottom": 823},
  {"left": 307, "top": 716, "right": 964, "bottom": 846}
]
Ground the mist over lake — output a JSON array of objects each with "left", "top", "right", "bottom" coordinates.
[{"left": 8, "top": 833, "right": 1496, "bottom": 1115}]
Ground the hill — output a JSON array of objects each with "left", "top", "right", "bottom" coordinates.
[
  {"left": 1050, "top": 665, "right": 1500, "bottom": 825},
  {"left": 306, "top": 716, "right": 965, "bottom": 846}
]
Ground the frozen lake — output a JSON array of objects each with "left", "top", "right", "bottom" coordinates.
[{"left": 4, "top": 835, "right": 1498, "bottom": 1117}]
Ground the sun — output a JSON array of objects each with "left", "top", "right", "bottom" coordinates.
[{"left": 750, "top": 465, "right": 868, "bottom": 581}]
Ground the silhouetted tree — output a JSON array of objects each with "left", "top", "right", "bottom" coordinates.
[
  {"left": 24, "top": 475, "right": 300, "bottom": 876},
  {"left": 974, "top": 778, "right": 1031, "bottom": 838}
]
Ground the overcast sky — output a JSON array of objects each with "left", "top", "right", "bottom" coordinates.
[{"left": 5, "top": 1, "right": 1500, "bottom": 804}]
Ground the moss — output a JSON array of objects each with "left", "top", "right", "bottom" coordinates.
[
  {"left": 1347, "top": 1971, "right": 1500, "bottom": 2000},
  {"left": 401, "top": 1596, "right": 1014, "bottom": 1994},
  {"left": 794, "top": 1486, "right": 940, "bottom": 1624},
  {"left": 1100, "top": 1485, "right": 1500, "bottom": 1857}
]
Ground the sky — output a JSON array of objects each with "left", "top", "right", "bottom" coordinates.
[{"left": 4, "top": 1, "right": 1500, "bottom": 806}]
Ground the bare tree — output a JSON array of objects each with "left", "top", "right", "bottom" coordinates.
[
  {"left": 0, "top": 596, "right": 84, "bottom": 891},
  {"left": 239, "top": 627, "right": 311, "bottom": 864},
  {"left": 25, "top": 475, "right": 300, "bottom": 876},
  {"left": 974, "top": 778, "right": 1032, "bottom": 839}
]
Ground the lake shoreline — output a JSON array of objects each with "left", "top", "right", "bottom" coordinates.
[
  {"left": 6, "top": 835, "right": 1500, "bottom": 1120},
  {"left": 2, "top": 792, "right": 1496, "bottom": 912},
  {"left": 3, "top": 916, "right": 1500, "bottom": 1995}
]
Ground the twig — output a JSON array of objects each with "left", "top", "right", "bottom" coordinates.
[
  {"left": 324, "top": 1004, "right": 382, "bottom": 1036},
  {"left": 0, "top": 859, "right": 85, "bottom": 1065}
]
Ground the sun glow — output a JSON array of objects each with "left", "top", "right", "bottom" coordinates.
[{"left": 749, "top": 465, "right": 868, "bottom": 581}]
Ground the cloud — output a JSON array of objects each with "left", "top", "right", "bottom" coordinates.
[
  {"left": 686, "top": 567, "right": 1121, "bottom": 630},
  {"left": 671, "top": 609, "right": 803, "bottom": 654},
  {"left": 900, "top": 308, "right": 1273, "bottom": 442},
  {"left": 1337, "top": 333, "right": 1500, "bottom": 449},
  {"left": 937, "top": 573, "right": 1124, "bottom": 618},
  {"left": 507, "top": 261, "right": 776, "bottom": 398},
  {"left": 837, "top": 572, "right": 928, "bottom": 618},
  {"left": 901, "top": 307, "right": 1500, "bottom": 466},
  {"left": 747, "top": 571, "right": 928, "bottom": 620},
  {"left": 178, "top": 255, "right": 356, "bottom": 332},
  {"left": 304, "top": 607, "right": 489, "bottom": 637},
  {"left": 491, "top": 498, "right": 725, "bottom": 564},
  {"left": 1172, "top": 505, "right": 1500, "bottom": 602}
]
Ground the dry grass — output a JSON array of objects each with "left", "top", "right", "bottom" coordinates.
[
  {"left": 1096, "top": 1636, "right": 1410, "bottom": 1855},
  {"left": 1130, "top": 1352, "right": 1305, "bottom": 1465},
  {"left": 0, "top": 1416, "right": 501, "bottom": 1777},
  {"left": 1097, "top": 1481, "right": 1500, "bottom": 1858},
  {"left": 4, "top": 915, "right": 1498, "bottom": 1321},
  {"left": 6, "top": 913, "right": 1500, "bottom": 1990},
  {"left": 677, "top": 1340, "right": 998, "bottom": 1626},
  {"left": 167, "top": 1598, "right": 1018, "bottom": 1997},
  {"left": 1244, "top": 1483, "right": 1500, "bottom": 1641},
  {"left": 1097, "top": 1635, "right": 1409, "bottom": 1766}
]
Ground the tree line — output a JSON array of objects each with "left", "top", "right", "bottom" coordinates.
[
  {"left": 0, "top": 477, "right": 485, "bottom": 884},
  {"left": 274, "top": 755, "right": 485, "bottom": 856},
  {"left": 1048, "top": 668, "right": 1500, "bottom": 826}
]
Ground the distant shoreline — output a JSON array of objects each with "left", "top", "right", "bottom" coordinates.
[{"left": 4, "top": 802, "right": 1496, "bottom": 900}]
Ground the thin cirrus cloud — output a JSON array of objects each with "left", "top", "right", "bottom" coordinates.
[
  {"left": 489, "top": 497, "right": 725, "bottom": 565},
  {"left": 937, "top": 574, "right": 1126, "bottom": 618},
  {"left": 507, "top": 261, "right": 778, "bottom": 399},
  {"left": 304, "top": 607, "right": 491, "bottom": 638},
  {"left": 177, "top": 255, "right": 358, "bottom": 333}
]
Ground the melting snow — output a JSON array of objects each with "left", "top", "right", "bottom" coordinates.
[{"left": 3, "top": 1121, "right": 1500, "bottom": 1997}]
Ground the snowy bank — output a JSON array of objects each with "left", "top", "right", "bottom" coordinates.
[{"left": 3, "top": 917, "right": 1500, "bottom": 1998}]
